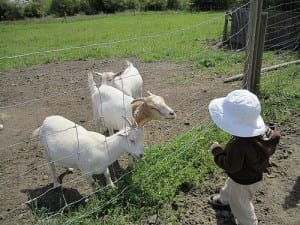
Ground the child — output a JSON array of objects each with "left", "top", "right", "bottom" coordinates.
[{"left": 207, "top": 89, "right": 280, "bottom": 225}]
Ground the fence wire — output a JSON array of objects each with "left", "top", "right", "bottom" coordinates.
[{"left": 0, "top": 1, "right": 298, "bottom": 224}]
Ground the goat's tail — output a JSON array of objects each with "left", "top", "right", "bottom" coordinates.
[
  {"left": 88, "top": 72, "right": 97, "bottom": 95},
  {"left": 32, "top": 127, "right": 41, "bottom": 138}
]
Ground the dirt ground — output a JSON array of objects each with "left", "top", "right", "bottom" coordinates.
[{"left": 0, "top": 58, "right": 299, "bottom": 225}]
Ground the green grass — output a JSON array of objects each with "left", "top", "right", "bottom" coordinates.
[
  {"left": 1, "top": 11, "right": 297, "bottom": 77},
  {"left": 0, "top": 11, "right": 224, "bottom": 71},
  {"left": 1, "top": 11, "right": 299, "bottom": 225},
  {"left": 260, "top": 64, "right": 300, "bottom": 123}
]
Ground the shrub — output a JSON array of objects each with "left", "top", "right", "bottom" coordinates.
[
  {"left": 3, "top": 0, "right": 24, "bottom": 20},
  {"left": 141, "top": 0, "right": 168, "bottom": 11},
  {"left": 0, "top": 0, "right": 9, "bottom": 20},
  {"left": 79, "top": 0, "right": 104, "bottom": 15},
  {"left": 102, "top": 0, "right": 126, "bottom": 13},
  {"left": 24, "top": 0, "right": 45, "bottom": 18},
  {"left": 50, "top": 0, "right": 81, "bottom": 17},
  {"left": 167, "top": 0, "right": 190, "bottom": 10}
]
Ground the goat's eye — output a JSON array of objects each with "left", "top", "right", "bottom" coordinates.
[{"left": 130, "top": 140, "right": 135, "bottom": 144}]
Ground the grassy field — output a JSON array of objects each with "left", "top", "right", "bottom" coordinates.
[
  {"left": 1, "top": 11, "right": 296, "bottom": 74},
  {"left": 1, "top": 11, "right": 299, "bottom": 225},
  {"left": 0, "top": 11, "right": 225, "bottom": 71}
]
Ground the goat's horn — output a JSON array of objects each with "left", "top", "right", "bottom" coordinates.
[
  {"left": 132, "top": 120, "right": 138, "bottom": 128},
  {"left": 147, "top": 91, "right": 153, "bottom": 96},
  {"left": 126, "top": 60, "right": 132, "bottom": 66},
  {"left": 121, "top": 116, "right": 133, "bottom": 127},
  {"left": 113, "top": 71, "right": 123, "bottom": 78},
  {"left": 93, "top": 71, "right": 102, "bottom": 76}
]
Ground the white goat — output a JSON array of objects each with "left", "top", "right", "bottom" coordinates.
[
  {"left": 88, "top": 72, "right": 176, "bottom": 135},
  {"left": 33, "top": 115, "right": 144, "bottom": 191},
  {"left": 94, "top": 61, "right": 143, "bottom": 98}
]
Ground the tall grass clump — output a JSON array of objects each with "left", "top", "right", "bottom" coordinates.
[{"left": 260, "top": 64, "right": 300, "bottom": 123}]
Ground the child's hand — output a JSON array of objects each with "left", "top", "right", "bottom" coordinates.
[{"left": 210, "top": 142, "right": 220, "bottom": 150}]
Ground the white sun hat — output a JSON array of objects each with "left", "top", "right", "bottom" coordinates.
[{"left": 208, "top": 89, "right": 266, "bottom": 137}]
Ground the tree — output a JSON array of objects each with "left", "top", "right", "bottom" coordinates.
[
  {"left": 24, "top": 0, "right": 45, "bottom": 17},
  {"left": 50, "top": 0, "right": 80, "bottom": 17}
]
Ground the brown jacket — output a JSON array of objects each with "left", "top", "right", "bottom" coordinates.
[{"left": 211, "top": 128, "right": 280, "bottom": 185}]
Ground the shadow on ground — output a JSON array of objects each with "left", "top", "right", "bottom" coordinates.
[
  {"left": 283, "top": 176, "right": 300, "bottom": 209},
  {"left": 21, "top": 171, "right": 85, "bottom": 214},
  {"left": 210, "top": 205, "right": 236, "bottom": 225}
]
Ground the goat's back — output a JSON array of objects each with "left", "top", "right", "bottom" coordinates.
[
  {"left": 113, "top": 63, "right": 143, "bottom": 98},
  {"left": 39, "top": 116, "right": 106, "bottom": 169},
  {"left": 91, "top": 85, "right": 134, "bottom": 130}
]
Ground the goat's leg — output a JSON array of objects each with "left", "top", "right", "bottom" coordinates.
[
  {"left": 84, "top": 174, "right": 98, "bottom": 193},
  {"left": 48, "top": 162, "right": 60, "bottom": 188},
  {"left": 94, "top": 117, "right": 101, "bottom": 133},
  {"left": 65, "top": 167, "right": 74, "bottom": 173},
  {"left": 44, "top": 142, "right": 60, "bottom": 188},
  {"left": 108, "top": 128, "right": 114, "bottom": 136},
  {"left": 92, "top": 104, "right": 100, "bottom": 132},
  {"left": 104, "top": 168, "right": 115, "bottom": 188}
]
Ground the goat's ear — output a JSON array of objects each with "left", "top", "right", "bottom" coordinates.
[
  {"left": 122, "top": 116, "right": 133, "bottom": 127},
  {"left": 93, "top": 71, "right": 103, "bottom": 77},
  {"left": 113, "top": 71, "right": 123, "bottom": 78},
  {"left": 131, "top": 98, "right": 145, "bottom": 104},
  {"left": 118, "top": 131, "right": 128, "bottom": 137}
]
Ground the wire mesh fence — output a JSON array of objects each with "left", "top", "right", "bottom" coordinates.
[{"left": 0, "top": 1, "right": 299, "bottom": 224}]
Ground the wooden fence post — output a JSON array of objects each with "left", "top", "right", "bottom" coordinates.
[
  {"left": 253, "top": 12, "right": 268, "bottom": 93},
  {"left": 222, "top": 12, "right": 229, "bottom": 46},
  {"left": 243, "top": 0, "right": 263, "bottom": 93}
]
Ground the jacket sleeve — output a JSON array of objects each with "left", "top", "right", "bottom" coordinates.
[{"left": 211, "top": 139, "right": 246, "bottom": 173}]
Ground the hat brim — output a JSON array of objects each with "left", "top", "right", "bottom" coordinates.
[{"left": 209, "top": 97, "right": 266, "bottom": 137}]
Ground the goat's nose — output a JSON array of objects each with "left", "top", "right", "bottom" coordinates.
[
  {"left": 139, "top": 153, "right": 144, "bottom": 158},
  {"left": 169, "top": 111, "right": 175, "bottom": 116}
]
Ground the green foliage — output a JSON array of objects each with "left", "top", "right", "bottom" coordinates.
[
  {"left": 24, "top": 0, "right": 45, "bottom": 18},
  {"left": 1, "top": 0, "right": 299, "bottom": 20},
  {"left": 102, "top": 0, "right": 126, "bottom": 13},
  {"left": 79, "top": 0, "right": 103, "bottom": 15},
  {"left": 50, "top": 0, "right": 81, "bottom": 16},
  {"left": 0, "top": 0, "right": 9, "bottom": 20},
  {"left": 132, "top": 126, "right": 225, "bottom": 203},
  {"left": 0, "top": 0, "right": 24, "bottom": 20},
  {"left": 167, "top": 0, "right": 190, "bottom": 10},
  {"left": 142, "top": 0, "right": 168, "bottom": 11}
]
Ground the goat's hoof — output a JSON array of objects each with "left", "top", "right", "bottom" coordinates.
[
  {"left": 67, "top": 168, "right": 74, "bottom": 173},
  {"left": 53, "top": 183, "right": 62, "bottom": 189}
]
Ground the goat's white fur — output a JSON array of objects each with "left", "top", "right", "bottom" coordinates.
[
  {"left": 94, "top": 61, "right": 143, "bottom": 98},
  {"left": 33, "top": 115, "right": 144, "bottom": 191},
  {"left": 88, "top": 72, "right": 175, "bottom": 134},
  {"left": 88, "top": 72, "right": 175, "bottom": 167}
]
